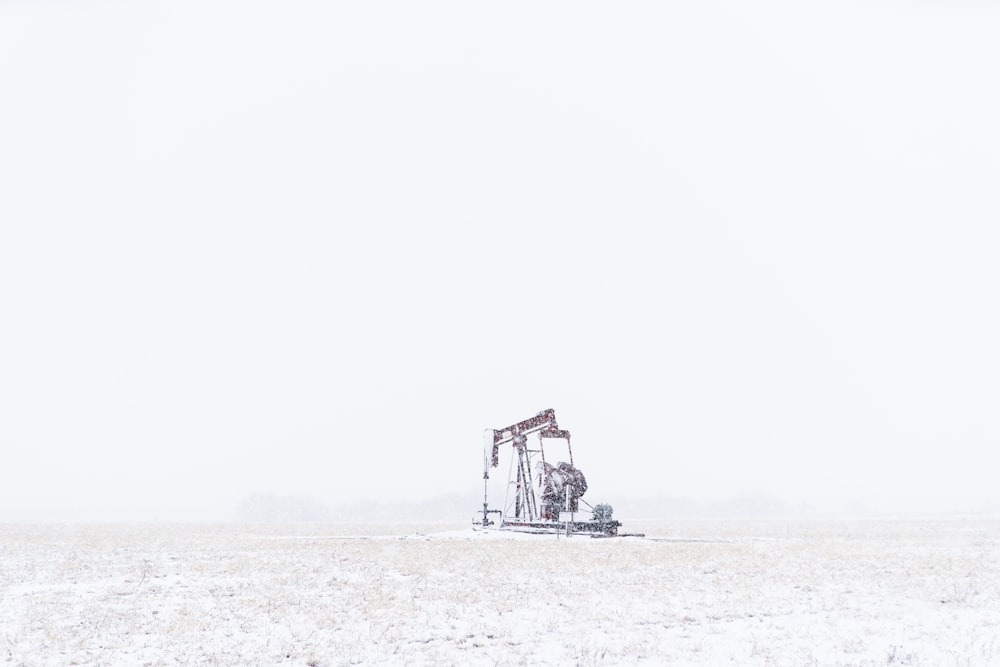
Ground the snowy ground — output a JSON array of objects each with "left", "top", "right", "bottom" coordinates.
[{"left": 2, "top": 519, "right": 999, "bottom": 666}]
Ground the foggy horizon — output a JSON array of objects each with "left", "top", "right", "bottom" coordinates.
[{"left": 3, "top": 2, "right": 999, "bottom": 523}]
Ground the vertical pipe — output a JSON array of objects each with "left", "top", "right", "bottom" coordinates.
[
  {"left": 482, "top": 429, "right": 492, "bottom": 526},
  {"left": 538, "top": 432, "right": 548, "bottom": 521},
  {"left": 565, "top": 485, "right": 571, "bottom": 537}
]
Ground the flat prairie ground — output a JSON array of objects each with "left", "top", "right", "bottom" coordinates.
[{"left": 2, "top": 519, "right": 999, "bottom": 666}]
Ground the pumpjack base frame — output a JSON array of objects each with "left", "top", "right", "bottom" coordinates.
[{"left": 478, "top": 518, "right": 623, "bottom": 537}]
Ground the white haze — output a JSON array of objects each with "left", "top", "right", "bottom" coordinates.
[{"left": 2, "top": 1, "right": 999, "bottom": 521}]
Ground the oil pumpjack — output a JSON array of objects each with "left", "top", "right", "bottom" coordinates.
[{"left": 476, "top": 409, "right": 624, "bottom": 536}]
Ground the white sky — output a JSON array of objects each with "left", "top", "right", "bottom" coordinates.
[{"left": 2, "top": 1, "right": 999, "bottom": 520}]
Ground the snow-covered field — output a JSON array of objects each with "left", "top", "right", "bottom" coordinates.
[{"left": 3, "top": 519, "right": 999, "bottom": 666}]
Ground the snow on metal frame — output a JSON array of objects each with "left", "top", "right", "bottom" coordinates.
[{"left": 478, "top": 409, "right": 629, "bottom": 537}]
